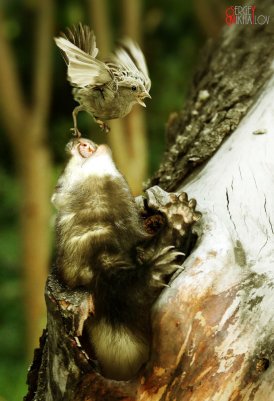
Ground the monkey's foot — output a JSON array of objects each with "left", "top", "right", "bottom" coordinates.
[
  {"left": 95, "top": 118, "right": 110, "bottom": 134},
  {"left": 70, "top": 127, "right": 82, "bottom": 138}
]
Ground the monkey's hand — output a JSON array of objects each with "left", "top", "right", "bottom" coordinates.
[{"left": 136, "top": 186, "right": 202, "bottom": 259}]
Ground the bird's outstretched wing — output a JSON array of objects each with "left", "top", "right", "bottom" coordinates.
[
  {"left": 55, "top": 24, "right": 111, "bottom": 87},
  {"left": 110, "top": 39, "right": 151, "bottom": 91},
  {"left": 63, "top": 24, "right": 99, "bottom": 58}
]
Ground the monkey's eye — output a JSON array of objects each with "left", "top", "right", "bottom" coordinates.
[{"left": 131, "top": 85, "right": 137, "bottom": 91}]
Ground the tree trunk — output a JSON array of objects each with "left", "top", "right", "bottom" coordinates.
[{"left": 25, "top": 0, "right": 274, "bottom": 399}]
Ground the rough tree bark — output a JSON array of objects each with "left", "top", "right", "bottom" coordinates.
[{"left": 25, "top": 0, "right": 274, "bottom": 399}]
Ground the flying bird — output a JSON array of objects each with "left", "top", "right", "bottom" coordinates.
[{"left": 55, "top": 24, "right": 151, "bottom": 136}]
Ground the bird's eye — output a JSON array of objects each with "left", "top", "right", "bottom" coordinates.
[{"left": 131, "top": 85, "right": 137, "bottom": 91}]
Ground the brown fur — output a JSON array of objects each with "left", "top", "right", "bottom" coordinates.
[{"left": 52, "top": 140, "right": 181, "bottom": 380}]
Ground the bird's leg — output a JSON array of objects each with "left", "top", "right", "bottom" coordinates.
[
  {"left": 71, "top": 106, "right": 83, "bottom": 137},
  {"left": 94, "top": 117, "right": 111, "bottom": 134}
]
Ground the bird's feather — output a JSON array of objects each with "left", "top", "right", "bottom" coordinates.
[
  {"left": 55, "top": 37, "right": 111, "bottom": 87},
  {"left": 118, "top": 39, "right": 151, "bottom": 91},
  {"left": 55, "top": 24, "right": 151, "bottom": 134},
  {"left": 63, "top": 24, "right": 99, "bottom": 57},
  {"left": 110, "top": 47, "right": 140, "bottom": 76}
]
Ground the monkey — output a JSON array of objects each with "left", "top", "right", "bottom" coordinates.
[{"left": 51, "top": 138, "right": 181, "bottom": 381}]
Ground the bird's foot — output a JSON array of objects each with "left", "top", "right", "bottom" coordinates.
[
  {"left": 95, "top": 119, "right": 110, "bottom": 134},
  {"left": 70, "top": 127, "right": 82, "bottom": 138}
]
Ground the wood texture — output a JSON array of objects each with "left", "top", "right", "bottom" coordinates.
[{"left": 148, "top": 0, "right": 274, "bottom": 191}]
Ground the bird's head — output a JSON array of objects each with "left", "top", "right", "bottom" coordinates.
[
  {"left": 120, "top": 79, "right": 151, "bottom": 108},
  {"left": 130, "top": 82, "right": 151, "bottom": 107}
]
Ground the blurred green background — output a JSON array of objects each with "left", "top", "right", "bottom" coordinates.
[{"left": 0, "top": 1, "right": 227, "bottom": 399}]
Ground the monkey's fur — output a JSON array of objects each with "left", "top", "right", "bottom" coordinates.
[{"left": 52, "top": 138, "right": 181, "bottom": 381}]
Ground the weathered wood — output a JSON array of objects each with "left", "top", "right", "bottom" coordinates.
[
  {"left": 166, "top": 74, "right": 274, "bottom": 400},
  {"left": 148, "top": 0, "right": 274, "bottom": 192}
]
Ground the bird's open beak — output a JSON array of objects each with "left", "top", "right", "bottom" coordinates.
[
  {"left": 137, "top": 90, "right": 152, "bottom": 107},
  {"left": 137, "top": 98, "right": 146, "bottom": 107}
]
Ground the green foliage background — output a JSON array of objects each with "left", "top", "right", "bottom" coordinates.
[{"left": 0, "top": 1, "right": 207, "bottom": 399}]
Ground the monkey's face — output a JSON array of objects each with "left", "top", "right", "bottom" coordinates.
[
  {"left": 52, "top": 138, "right": 121, "bottom": 210},
  {"left": 66, "top": 138, "right": 97, "bottom": 158},
  {"left": 66, "top": 138, "right": 114, "bottom": 162},
  {"left": 64, "top": 138, "right": 121, "bottom": 184}
]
